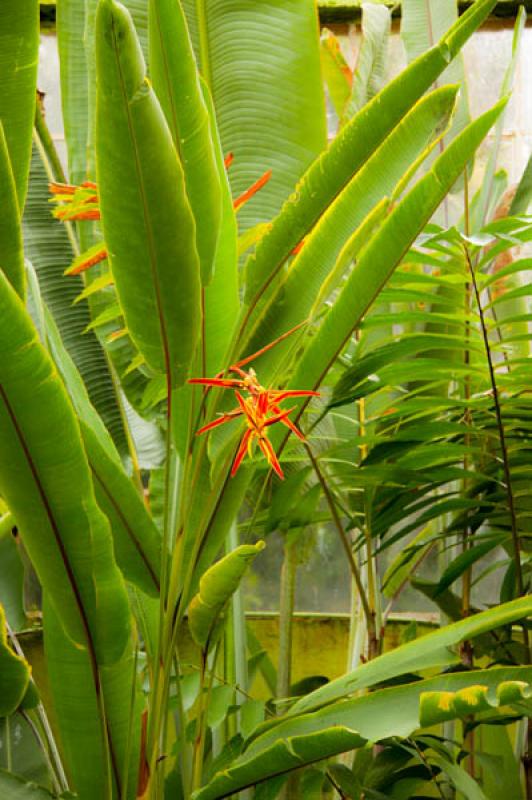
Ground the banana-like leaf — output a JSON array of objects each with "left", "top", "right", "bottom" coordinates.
[
  {"left": 244, "top": 0, "right": 496, "bottom": 303},
  {"left": 401, "top": 0, "right": 470, "bottom": 142},
  {"left": 0, "top": 124, "right": 25, "bottom": 300},
  {"left": 281, "top": 100, "right": 506, "bottom": 405},
  {"left": 23, "top": 135, "right": 129, "bottom": 458},
  {"left": 241, "top": 85, "right": 459, "bottom": 370},
  {"left": 202, "top": 83, "right": 240, "bottom": 378},
  {"left": 194, "top": 666, "right": 532, "bottom": 799},
  {"left": 149, "top": 0, "right": 221, "bottom": 285},
  {"left": 0, "top": 272, "right": 130, "bottom": 658},
  {"left": 57, "top": 0, "right": 91, "bottom": 184},
  {"left": 82, "top": 421, "right": 162, "bottom": 597},
  {"left": 43, "top": 305, "right": 162, "bottom": 598},
  {"left": 188, "top": 542, "right": 265, "bottom": 649},
  {"left": 44, "top": 597, "right": 141, "bottom": 800},
  {"left": 58, "top": 0, "right": 150, "bottom": 183},
  {"left": 0, "top": 769, "right": 57, "bottom": 799},
  {"left": 284, "top": 594, "right": 532, "bottom": 718},
  {"left": 0, "top": 272, "right": 137, "bottom": 796},
  {"left": 346, "top": 2, "right": 391, "bottom": 117},
  {"left": 0, "top": 0, "right": 38, "bottom": 209},
  {"left": 183, "top": 0, "right": 327, "bottom": 234},
  {"left": 96, "top": 0, "right": 201, "bottom": 387},
  {"left": 0, "top": 605, "right": 30, "bottom": 716},
  {"left": 172, "top": 82, "right": 239, "bottom": 457}
]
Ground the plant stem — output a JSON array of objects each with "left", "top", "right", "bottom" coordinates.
[
  {"left": 304, "top": 443, "right": 376, "bottom": 650},
  {"left": 463, "top": 246, "right": 526, "bottom": 607},
  {"left": 464, "top": 242, "right": 531, "bottom": 795},
  {"left": 277, "top": 539, "right": 297, "bottom": 702},
  {"left": 21, "top": 710, "right": 62, "bottom": 796},
  {"left": 34, "top": 100, "right": 67, "bottom": 184},
  {"left": 149, "top": 379, "right": 175, "bottom": 794},
  {"left": 192, "top": 651, "right": 207, "bottom": 791},
  {"left": 7, "top": 622, "right": 69, "bottom": 792},
  {"left": 462, "top": 179, "right": 475, "bottom": 779}
]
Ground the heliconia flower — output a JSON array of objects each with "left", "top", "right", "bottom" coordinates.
[
  {"left": 188, "top": 323, "right": 319, "bottom": 478},
  {"left": 233, "top": 169, "right": 272, "bottom": 212},
  {"left": 49, "top": 181, "right": 101, "bottom": 222},
  {"left": 224, "top": 152, "right": 234, "bottom": 169},
  {"left": 229, "top": 391, "right": 296, "bottom": 479},
  {"left": 64, "top": 242, "right": 108, "bottom": 276}
]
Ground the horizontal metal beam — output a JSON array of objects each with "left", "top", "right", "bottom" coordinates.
[{"left": 319, "top": 1, "right": 531, "bottom": 24}]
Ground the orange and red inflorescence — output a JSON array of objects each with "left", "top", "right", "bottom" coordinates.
[{"left": 188, "top": 328, "right": 319, "bottom": 479}]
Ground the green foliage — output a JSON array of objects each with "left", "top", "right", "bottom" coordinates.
[
  {"left": 0, "top": 1, "right": 530, "bottom": 799},
  {"left": 0, "top": 606, "right": 30, "bottom": 717}
]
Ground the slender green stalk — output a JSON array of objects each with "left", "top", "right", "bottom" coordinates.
[
  {"left": 7, "top": 622, "right": 69, "bottom": 793},
  {"left": 304, "top": 443, "right": 376, "bottom": 647},
  {"left": 192, "top": 642, "right": 220, "bottom": 792},
  {"left": 34, "top": 101, "right": 67, "bottom": 184},
  {"left": 120, "top": 641, "right": 139, "bottom": 800},
  {"left": 463, "top": 245, "right": 526, "bottom": 608},
  {"left": 461, "top": 172, "right": 474, "bottom": 693},
  {"left": 276, "top": 539, "right": 298, "bottom": 702},
  {"left": 172, "top": 652, "right": 192, "bottom": 799},
  {"left": 148, "top": 379, "right": 175, "bottom": 795},
  {"left": 21, "top": 710, "right": 62, "bottom": 796}
]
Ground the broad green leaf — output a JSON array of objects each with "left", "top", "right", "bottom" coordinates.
[
  {"left": 58, "top": 0, "right": 150, "bottom": 183},
  {"left": 0, "top": 605, "right": 30, "bottom": 716},
  {"left": 0, "top": 124, "right": 25, "bottom": 299},
  {"left": 0, "top": 769, "right": 57, "bottom": 799},
  {"left": 0, "top": 0, "right": 39, "bottom": 209},
  {"left": 287, "top": 594, "right": 532, "bottom": 717},
  {"left": 57, "top": 0, "right": 91, "bottom": 184},
  {"left": 95, "top": 0, "right": 201, "bottom": 387},
  {"left": 243, "top": 0, "right": 496, "bottom": 302},
  {"left": 183, "top": 0, "right": 327, "bottom": 234},
  {"left": 0, "top": 273, "right": 138, "bottom": 798},
  {"left": 43, "top": 305, "right": 162, "bottom": 598},
  {"left": 81, "top": 421, "right": 162, "bottom": 597},
  {"left": 44, "top": 597, "right": 141, "bottom": 800},
  {"left": 201, "top": 82, "right": 240, "bottom": 378},
  {"left": 346, "top": 2, "right": 391, "bottom": 117},
  {"left": 194, "top": 667, "right": 532, "bottom": 799},
  {"left": 188, "top": 542, "right": 265, "bottom": 649},
  {"left": 0, "top": 271, "right": 131, "bottom": 659},
  {"left": 149, "top": 0, "right": 221, "bottom": 284},
  {"left": 280, "top": 100, "right": 506, "bottom": 408},
  {"left": 240, "top": 85, "right": 459, "bottom": 370},
  {"left": 23, "top": 135, "right": 129, "bottom": 458}
]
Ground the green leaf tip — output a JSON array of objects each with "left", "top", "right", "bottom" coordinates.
[{"left": 188, "top": 542, "right": 265, "bottom": 649}]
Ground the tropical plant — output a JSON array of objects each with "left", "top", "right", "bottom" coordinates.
[{"left": 0, "top": 0, "right": 531, "bottom": 799}]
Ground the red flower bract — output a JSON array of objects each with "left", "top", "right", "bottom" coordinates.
[{"left": 188, "top": 325, "right": 319, "bottom": 479}]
